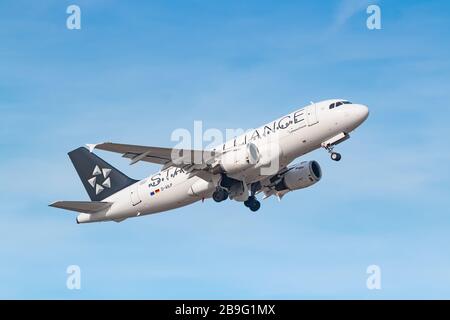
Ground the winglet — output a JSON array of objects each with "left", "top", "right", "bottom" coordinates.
[{"left": 86, "top": 143, "right": 99, "bottom": 153}]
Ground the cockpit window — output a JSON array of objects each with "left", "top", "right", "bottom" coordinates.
[{"left": 330, "top": 101, "right": 352, "bottom": 109}]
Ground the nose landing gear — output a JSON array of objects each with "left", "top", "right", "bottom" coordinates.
[
  {"left": 324, "top": 145, "right": 342, "bottom": 162},
  {"left": 330, "top": 152, "right": 341, "bottom": 161},
  {"left": 321, "top": 132, "right": 349, "bottom": 162}
]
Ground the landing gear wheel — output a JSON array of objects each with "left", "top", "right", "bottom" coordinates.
[
  {"left": 324, "top": 144, "right": 342, "bottom": 162},
  {"left": 244, "top": 196, "right": 255, "bottom": 208},
  {"left": 331, "top": 152, "right": 341, "bottom": 161},
  {"left": 213, "top": 188, "right": 229, "bottom": 202},
  {"left": 244, "top": 196, "right": 260, "bottom": 212},
  {"left": 249, "top": 200, "right": 261, "bottom": 212}
]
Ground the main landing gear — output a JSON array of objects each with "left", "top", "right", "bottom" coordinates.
[
  {"left": 212, "top": 187, "right": 228, "bottom": 202},
  {"left": 324, "top": 145, "right": 342, "bottom": 162},
  {"left": 244, "top": 196, "right": 261, "bottom": 212},
  {"left": 212, "top": 179, "right": 262, "bottom": 212},
  {"left": 244, "top": 182, "right": 261, "bottom": 212}
]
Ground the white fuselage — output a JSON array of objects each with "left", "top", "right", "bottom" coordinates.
[{"left": 77, "top": 99, "right": 369, "bottom": 223}]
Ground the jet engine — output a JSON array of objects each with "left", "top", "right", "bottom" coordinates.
[
  {"left": 254, "top": 141, "right": 284, "bottom": 176},
  {"left": 274, "top": 161, "right": 322, "bottom": 191},
  {"left": 219, "top": 143, "right": 260, "bottom": 174}
]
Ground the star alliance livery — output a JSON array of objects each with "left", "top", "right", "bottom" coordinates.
[{"left": 50, "top": 99, "right": 369, "bottom": 223}]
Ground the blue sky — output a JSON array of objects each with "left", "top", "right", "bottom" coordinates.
[{"left": 1, "top": 0, "right": 450, "bottom": 299}]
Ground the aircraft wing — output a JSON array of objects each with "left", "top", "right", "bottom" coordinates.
[
  {"left": 87, "top": 142, "right": 218, "bottom": 170},
  {"left": 258, "top": 166, "right": 291, "bottom": 201}
]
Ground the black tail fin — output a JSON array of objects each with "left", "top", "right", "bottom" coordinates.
[{"left": 68, "top": 147, "right": 137, "bottom": 201}]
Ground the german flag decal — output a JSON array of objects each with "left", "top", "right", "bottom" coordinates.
[{"left": 150, "top": 189, "right": 161, "bottom": 197}]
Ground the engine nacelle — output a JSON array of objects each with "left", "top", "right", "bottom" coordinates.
[
  {"left": 254, "top": 142, "right": 284, "bottom": 175},
  {"left": 275, "top": 161, "right": 322, "bottom": 191},
  {"left": 220, "top": 143, "right": 260, "bottom": 174}
]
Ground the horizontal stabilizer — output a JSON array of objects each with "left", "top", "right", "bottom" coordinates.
[{"left": 49, "top": 201, "right": 112, "bottom": 214}]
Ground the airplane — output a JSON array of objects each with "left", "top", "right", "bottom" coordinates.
[{"left": 50, "top": 99, "right": 369, "bottom": 223}]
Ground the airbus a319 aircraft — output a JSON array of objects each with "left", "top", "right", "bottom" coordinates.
[{"left": 50, "top": 99, "right": 369, "bottom": 223}]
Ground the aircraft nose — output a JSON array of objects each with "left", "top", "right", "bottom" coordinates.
[{"left": 353, "top": 104, "right": 369, "bottom": 123}]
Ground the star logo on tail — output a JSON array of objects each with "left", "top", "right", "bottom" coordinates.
[{"left": 88, "top": 165, "right": 112, "bottom": 195}]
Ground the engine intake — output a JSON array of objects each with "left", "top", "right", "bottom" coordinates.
[{"left": 275, "top": 161, "right": 322, "bottom": 191}]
